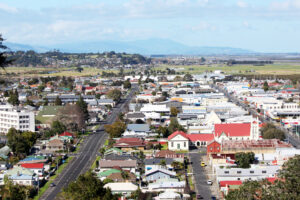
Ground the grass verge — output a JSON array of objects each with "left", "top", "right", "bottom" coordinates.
[
  {"left": 33, "top": 157, "right": 73, "bottom": 200},
  {"left": 91, "top": 156, "right": 101, "bottom": 170}
]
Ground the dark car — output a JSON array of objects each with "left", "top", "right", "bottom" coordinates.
[
  {"left": 50, "top": 183, "right": 56, "bottom": 187},
  {"left": 196, "top": 194, "right": 203, "bottom": 199},
  {"left": 211, "top": 196, "right": 217, "bottom": 200}
]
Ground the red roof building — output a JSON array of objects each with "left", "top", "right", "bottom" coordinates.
[
  {"left": 114, "top": 138, "right": 146, "bottom": 151},
  {"left": 167, "top": 131, "right": 188, "bottom": 140},
  {"left": 207, "top": 140, "right": 221, "bottom": 154},
  {"left": 21, "top": 163, "right": 44, "bottom": 169},
  {"left": 214, "top": 123, "right": 251, "bottom": 137},
  {"left": 59, "top": 131, "right": 74, "bottom": 137}
]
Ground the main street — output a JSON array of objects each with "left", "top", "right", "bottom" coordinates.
[
  {"left": 213, "top": 84, "right": 300, "bottom": 149},
  {"left": 189, "top": 151, "right": 212, "bottom": 199},
  {"left": 41, "top": 85, "right": 138, "bottom": 200}
]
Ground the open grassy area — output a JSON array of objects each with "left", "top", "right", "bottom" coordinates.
[
  {"left": 36, "top": 106, "right": 62, "bottom": 124},
  {"left": 154, "top": 63, "right": 300, "bottom": 75},
  {"left": 34, "top": 157, "right": 73, "bottom": 200},
  {"left": 0, "top": 66, "right": 120, "bottom": 77}
]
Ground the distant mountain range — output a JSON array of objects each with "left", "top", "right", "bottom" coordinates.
[{"left": 4, "top": 38, "right": 256, "bottom": 55}]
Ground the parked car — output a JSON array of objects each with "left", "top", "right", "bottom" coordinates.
[
  {"left": 207, "top": 180, "right": 213, "bottom": 185},
  {"left": 196, "top": 194, "right": 203, "bottom": 199}
]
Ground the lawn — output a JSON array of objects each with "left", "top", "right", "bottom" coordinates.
[
  {"left": 161, "top": 144, "right": 168, "bottom": 150},
  {"left": 33, "top": 157, "right": 73, "bottom": 200},
  {"left": 36, "top": 106, "right": 62, "bottom": 124},
  {"left": 154, "top": 63, "right": 300, "bottom": 75}
]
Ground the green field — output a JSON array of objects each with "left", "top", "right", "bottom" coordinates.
[
  {"left": 154, "top": 63, "right": 300, "bottom": 75},
  {"left": 0, "top": 67, "right": 119, "bottom": 77}
]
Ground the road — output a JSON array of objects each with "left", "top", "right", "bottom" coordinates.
[
  {"left": 189, "top": 152, "right": 212, "bottom": 200},
  {"left": 213, "top": 84, "right": 300, "bottom": 149},
  {"left": 41, "top": 86, "right": 138, "bottom": 200}
]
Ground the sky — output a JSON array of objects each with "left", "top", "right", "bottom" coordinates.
[{"left": 0, "top": 0, "right": 300, "bottom": 53}]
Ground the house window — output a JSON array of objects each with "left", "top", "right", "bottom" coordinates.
[
  {"left": 250, "top": 171, "right": 254, "bottom": 174},
  {"left": 237, "top": 171, "right": 242, "bottom": 174},
  {"left": 262, "top": 170, "right": 267, "bottom": 174},
  {"left": 177, "top": 143, "right": 180, "bottom": 149},
  {"left": 171, "top": 142, "right": 174, "bottom": 147},
  {"left": 217, "top": 147, "right": 219, "bottom": 150},
  {"left": 224, "top": 171, "right": 229, "bottom": 174},
  {"left": 184, "top": 142, "right": 186, "bottom": 147},
  {"left": 210, "top": 147, "right": 213, "bottom": 151}
]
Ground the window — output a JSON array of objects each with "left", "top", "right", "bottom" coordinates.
[
  {"left": 262, "top": 170, "right": 267, "bottom": 174},
  {"left": 210, "top": 147, "right": 213, "bottom": 151},
  {"left": 224, "top": 171, "right": 229, "bottom": 174},
  {"left": 184, "top": 142, "right": 186, "bottom": 147},
  {"left": 237, "top": 171, "right": 242, "bottom": 174},
  {"left": 250, "top": 171, "right": 254, "bottom": 174},
  {"left": 217, "top": 147, "right": 219, "bottom": 150},
  {"left": 177, "top": 143, "right": 180, "bottom": 149},
  {"left": 171, "top": 142, "right": 174, "bottom": 147}
]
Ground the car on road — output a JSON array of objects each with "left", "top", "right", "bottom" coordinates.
[
  {"left": 201, "top": 162, "right": 206, "bottom": 167},
  {"left": 196, "top": 194, "right": 203, "bottom": 199},
  {"left": 211, "top": 196, "right": 217, "bottom": 200},
  {"left": 207, "top": 180, "right": 213, "bottom": 185},
  {"left": 50, "top": 183, "right": 56, "bottom": 187}
]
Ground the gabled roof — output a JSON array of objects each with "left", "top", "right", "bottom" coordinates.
[
  {"left": 186, "top": 134, "right": 215, "bottom": 142},
  {"left": 145, "top": 168, "right": 176, "bottom": 177},
  {"left": 214, "top": 123, "right": 251, "bottom": 137},
  {"left": 21, "top": 163, "right": 44, "bottom": 169},
  {"left": 168, "top": 131, "right": 188, "bottom": 140}
]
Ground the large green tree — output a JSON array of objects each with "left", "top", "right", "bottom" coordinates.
[
  {"left": 60, "top": 171, "right": 117, "bottom": 200},
  {"left": 104, "top": 120, "right": 126, "bottom": 138},
  {"left": 7, "top": 128, "right": 37, "bottom": 157},
  {"left": 8, "top": 90, "right": 19, "bottom": 106},
  {"left": 235, "top": 152, "right": 255, "bottom": 168},
  {"left": 261, "top": 123, "right": 285, "bottom": 141},
  {"left": 106, "top": 89, "right": 122, "bottom": 102},
  {"left": 76, "top": 96, "right": 89, "bottom": 121}
]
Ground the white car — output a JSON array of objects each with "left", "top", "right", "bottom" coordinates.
[{"left": 207, "top": 180, "right": 213, "bottom": 185}]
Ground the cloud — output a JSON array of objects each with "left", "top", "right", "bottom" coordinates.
[
  {"left": 190, "top": 22, "right": 217, "bottom": 31},
  {"left": 0, "top": 3, "right": 18, "bottom": 13},
  {"left": 237, "top": 1, "right": 248, "bottom": 8},
  {"left": 270, "top": 0, "right": 300, "bottom": 10}
]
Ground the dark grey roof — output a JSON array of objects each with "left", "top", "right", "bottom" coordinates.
[
  {"left": 144, "top": 158, "right": 175, "bottom": 165},
  {"left": 127, "top": 124, "right": 150, "bottom": 132},
  {"left": 127, "top": 112, "right": 145, "bottom": 119},
  {"left": 104, "top": 154, "right": 142, "bottom": 164}
]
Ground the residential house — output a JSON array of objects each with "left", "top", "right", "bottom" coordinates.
[
  {"left": 107, "top": 171, "right": 137, "bottom": 183},
  {"left": 6, "top": 166, "right": 36, "bottom": 186},
  {"left": 104, "top": 182, "right": 138, "bottom": 196},
  {"left": 46, "top": 139, "right": 65, "bottom": 152},
  {"left": 145, "top": 168, "right": 176, "bottom": 182},
  {"left": 20, "top": 163, "right": 44, "bottom": 179},
  {"left": 113, "top": 138, "right": 146, "bottom": 151},
  {"left": 145, "top": 158, "right": 176, "bottom": 171},
  {"left": 99, "top": 160, "right": 137, "bottom": 173}
]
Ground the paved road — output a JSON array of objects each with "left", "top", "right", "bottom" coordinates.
[
  {"left": 213, "top": 84, "right": 300, "bottom": 149},
  {"left": 41, "top": 86, "right": 138, "bottom": 200},
  {"left": 189, "top": 152, "right": 212, "bottom": 200}
]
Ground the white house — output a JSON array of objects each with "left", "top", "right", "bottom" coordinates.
[{"left": 167, "top": 131, "right": 189, "bottom": 151}]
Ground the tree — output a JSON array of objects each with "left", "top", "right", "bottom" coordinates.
[
  {"left": 261, "top": 123, "right": 285, "bottom": 140},
  {"left": 7, "top": 128, "right": 37, "bottom": 157},
  {"left": 159, "top": 159, "right": 166, "bottom": 167},
  {"left": 123, "top": 79, "right": 132, "bottom": 89},
  {"left": 60, "top": 171, "right": 117, "bottom": 200},
  {"left": 51, "top": 120, "right": 66, "bottom": 134},
  {"left": 1, "top": 177, "right": 35, "bottom": 200},
  {"left": 55, "top": 96, "right": 62, "bottom": 106},
  {"left": 106, "top": 89, "right": 122, "bottom": 102},
  {"left": 183, "top": 73, "right": 193, "bottom": 81},
  {"left": 170, "top": 107, "right": 179, "bottom": 117},
  {"left": 168, "top": 117, "right": 185, "bottom": 134},
  {"left": 263, "top": 81, "right": 269, "bottom": 92},
  {"left": 57, "top": 104, "right": 85, "bottom": 131},
  {"left": 0, "top": 34, "right": 13, "bottom": 70},
  {"left": 76, "top": 96, "right": 89, "bottom": 121},
  {"left": 104, "top": 120, "right": 126, "bottom": 138},
  {"left": 235, "top": 152, "right": 255, "bottom": 168},
  {"left": 8, "top": 90, "right": 19, "bottom": 106}
]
